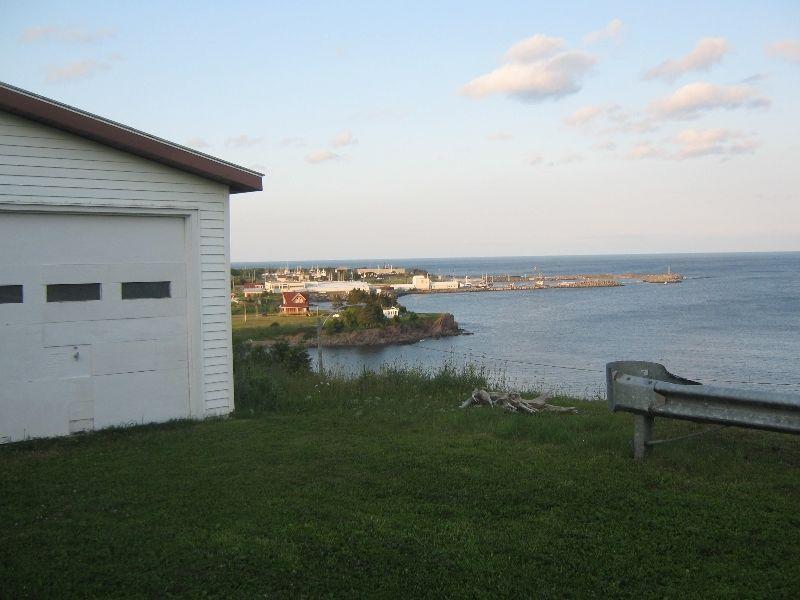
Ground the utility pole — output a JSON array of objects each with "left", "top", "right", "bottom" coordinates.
[
  {"left": 316, "top": 318, "right": 324, "bottom": 375},
  {"left": 316, "top": 312, "right": 341, "bottom": 375}
]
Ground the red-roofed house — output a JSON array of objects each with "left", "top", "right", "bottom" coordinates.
[{"left": 280, "top": 291, "right": 310, "bottom": 315}]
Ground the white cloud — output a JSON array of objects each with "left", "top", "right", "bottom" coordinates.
[
  {"left": 766, "top": 39, "right": 800, "bottom": 64},
  {"left": 673, "top": 128, "right": 758, "bottom": 159},
  {"left": 46, "top": 59, "right": 109, "bottom": 82},
  {"left": 20, "top": 26, "right": 115, "bottom": 44},
  {"left": 583, "top": 19, "right": 624, "bottom": 45},
  {"left": 306, "top": 150, "right": 339, "bottom": 164},
  {"left": 563, "top": 104, "right": 656, "bottom": 137},
  {"left": 505, "top": 34, "right": 565, "bottom": 62},
  {"left": 628, "top": 142, "right": 664, "bottom": 160},
  {"left": 487, "top": 132, "right": 514, "bottom": 141},
  {"left": 644, "top": 38, "right": 731, "bottom": 82},
  {"left": 529, "top": 153, "right": 583, "bottom": 167},
  {"left": 186, "top": 138, "right": 210, "bottom": 149},
  {"left": 331, "top": 130, "right": 357, "bottom": 148},
  {"left": 649, "top": 82, "right": 769, "bottom": 119},
  {"left": 563, "top": 105, "right": 606, "bottom": 127},
  {"left": 462, "top": 34, "right": 596, "bottom": 102},
  {"left": 627, "top": 129, "right": 759, "bottom": 160},
  {"left": 226, "top": 135, "right": 262, "bottom": 148}
]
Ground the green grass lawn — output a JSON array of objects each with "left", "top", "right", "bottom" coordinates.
[
  {"left": 231, "top": 311, "right": 444, "bottom": 345},
  {"left": 231, "top": 313, "right": 317, "bottom": 344},
  {"left": 1, "top": 364, "right": 799, "bottom": 597}
]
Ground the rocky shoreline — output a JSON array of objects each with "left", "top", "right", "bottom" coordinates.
[{"left": 254, "top": 313, "right": 462, "bottom": 348}]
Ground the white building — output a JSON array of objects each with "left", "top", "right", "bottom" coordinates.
[
  {"left": 0, "top": 82, "right": 262, "bottom": 443},
  {"left": 411, "top": 275, "right": 459, "bottom": 291},
  {"left": 242, "top": 284, "right": 265, "bottom": 297},
  {"left": 264, "top": 280, "right": 308, "bottom": 293},
  {"left": 305, "top": 281, "right": 372, "bottom": 294},
  {"left": 382, "top": 306, "right": 400, "bottom": 318},
  {"left": 356, "top": 266, "right": 406, "bottom": 276},
  {"left": 412, "top": 275, "right": 431, "bottom": 290}
]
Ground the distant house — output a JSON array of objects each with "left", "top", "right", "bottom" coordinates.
[
  {"left": 280, "top": 291, "right": 310, "bottom": 315},
  {"left": 412, "top": 275, "right": 431, "bottom": 290},
  {"left": 265, "top": 281, "right": 307, "bottom": 293},
  {"left": 382, "top": 306, "right": 400, "bottom": 318},
  {"left": 242, "top": 283, "right": 265, "bottom": 297},
  {"left": 431, "top": 280, "right": 460, "bottom": 290},
  {"left": 356, "top": 266, "right": 407, "bottom": 277},
  {"left": 303, "top": 281, "right": 372, "bottom": 294}
]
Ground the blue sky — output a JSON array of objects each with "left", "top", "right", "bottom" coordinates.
[{"left": 2, "top": 1, "right": 799, "bottom": 260}]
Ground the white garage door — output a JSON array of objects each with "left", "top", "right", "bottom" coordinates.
[{"left": 0, "top": 211, "right": 190, "bottom": 443}]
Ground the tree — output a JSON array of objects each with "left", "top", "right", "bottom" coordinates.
[
  {"left": 356, "top": 303, "right": 385, "bottom": 328},
  {"left": 268, "top": 341, "right": 311, "bottom": 373},
  {"left": 346, "top": 289, "right": 370, "bottom": 305}
]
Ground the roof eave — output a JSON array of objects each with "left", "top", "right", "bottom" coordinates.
[{"left": 0, "top": 82, "right": 263, "bottom": 194}]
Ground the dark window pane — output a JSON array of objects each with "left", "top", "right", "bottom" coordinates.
[
  {"left": 121, "top": 281, "right": 171, "bottom": 300},
  {"left": 0, "top": 285, "right": 23, "bottom": 304},
  {"left": 47, "top": 283, "right": 101, "bottom": 302}
]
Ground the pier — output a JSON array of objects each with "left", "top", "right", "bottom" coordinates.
[{"left": 408, "top": 271, "right": 681, "bottom": 294}]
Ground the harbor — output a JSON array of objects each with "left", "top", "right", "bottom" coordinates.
[{"left": 233, "top": 262, "right": 683, "bottom": 298}]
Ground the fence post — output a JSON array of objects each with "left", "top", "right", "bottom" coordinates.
[{"left": 633, "top": 414, "right": 654, "bottom": 459}]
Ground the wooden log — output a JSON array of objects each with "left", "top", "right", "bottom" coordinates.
[
  {"left": 473, "top": 389, "right": 493, "bottom": 406},
  {"left": 460, "top": 389, "right": 577, "bottom": 415}
]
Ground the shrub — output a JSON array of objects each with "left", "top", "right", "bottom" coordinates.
[
  {"left": 268, "top": 341, "right": 312, "bottom": 373},
  {"left": 324, "top": 318, "right": 345, "bottom": 334}
]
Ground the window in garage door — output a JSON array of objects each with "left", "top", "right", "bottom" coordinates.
[
  {"left": 46, "top": 283, "right": 102, "bottom": 302},
  {"left": 0, "top": 285, "right": 23, "bottom": 304},
  {"left": 121, "top": 281, "right": 171, "bottom": 299}
]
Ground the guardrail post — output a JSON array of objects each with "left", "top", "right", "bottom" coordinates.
[
  {"left": 607, "top": 360, "right": 800, "bottom": 459},
  {"left": 633, "top": 415, "right": 653, "bottom": 459}
]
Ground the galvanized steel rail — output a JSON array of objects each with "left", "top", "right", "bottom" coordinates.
[{"left": 606, "top": 361, "right": 800, "bottom": 458}]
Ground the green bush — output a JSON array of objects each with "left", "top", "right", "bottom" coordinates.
[
  {"left": 268, "top": 341, "right": 312, "bottom": 373},
  {"left": 324, "top": 318, "right": 345, "bottom": 333}
]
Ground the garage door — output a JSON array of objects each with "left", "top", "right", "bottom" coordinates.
[{"left": 0, "top": 211, "right": 190, "bottom": 443}]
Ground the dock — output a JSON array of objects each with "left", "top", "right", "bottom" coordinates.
[{"left": 408, "top": 271, "right": 681, "bottom": 295}]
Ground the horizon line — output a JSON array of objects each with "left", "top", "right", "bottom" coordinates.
[{"left": 231, "top": 249, "right": 800, "bottom": 264}]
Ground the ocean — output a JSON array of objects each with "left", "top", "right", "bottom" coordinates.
[{"left": 234, "top": 253, "right": 800, "bottom": 398}]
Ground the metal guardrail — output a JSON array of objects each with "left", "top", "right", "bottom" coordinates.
[{"left": 606, "top": 361, "right": 800, "bottom": 458}]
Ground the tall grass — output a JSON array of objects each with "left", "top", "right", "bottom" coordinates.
[{"left": 233, "top": 340, "right": 494, "bottom": 416}]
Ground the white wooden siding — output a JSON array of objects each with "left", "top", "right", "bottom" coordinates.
[{"left": 0, "top": 110, "right": 235, "bottom": 417}]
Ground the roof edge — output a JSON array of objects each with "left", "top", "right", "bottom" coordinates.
[{"left": 0, "top": 81, "right": 263, "bottom": 194}]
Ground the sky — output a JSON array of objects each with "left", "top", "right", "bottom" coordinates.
[{"left": 2, "top": 1, "right": 799, "bottom": 261}]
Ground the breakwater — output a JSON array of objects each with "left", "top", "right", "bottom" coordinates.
[{"left": 410, "top": 272, "right": 678, "bottom": 294}]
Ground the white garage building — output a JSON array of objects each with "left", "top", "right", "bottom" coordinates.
[{"left": 0, "top": 82, "right": 262, "bottom": 443}]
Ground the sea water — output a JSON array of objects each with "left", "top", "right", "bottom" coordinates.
[{"left": 235, "top": 253, "right": 800, "bottom": 398}]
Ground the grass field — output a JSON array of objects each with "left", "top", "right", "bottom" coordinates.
[
  {"left": 231, "top": 313, "right": 317, "bottom": 344},
  {"left": 1, "top": 362, "right": 799, "bottom": 597},
  {"left": 231, "top": 311, "right": 444, "bottom": 345}
]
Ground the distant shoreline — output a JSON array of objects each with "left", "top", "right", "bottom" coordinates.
[{"left": 232, "top": 250, "right": 800, "bottom": 269}]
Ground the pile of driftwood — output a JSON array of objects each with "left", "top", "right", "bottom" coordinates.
[{"left": 460, "top": 389, "right": 577, "bottom": 414}]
